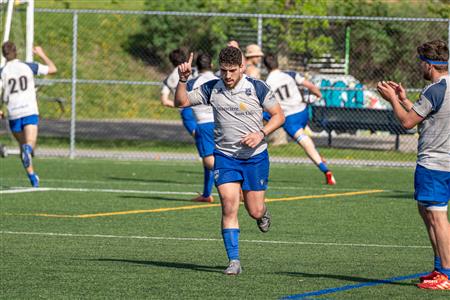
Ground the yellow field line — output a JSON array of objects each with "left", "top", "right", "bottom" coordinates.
[
  {"left": 20, "top": 189, "right": 384, "bottom": 218},
  {"left": 266, "top": 189, "right": 385, "bottom": 202}
]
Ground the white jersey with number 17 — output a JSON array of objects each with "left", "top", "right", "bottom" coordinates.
[
  {"left": 265, "top": 69, "right": 306, "bottom": 117},
  {"left": 0, "top": 59, "right": 49, "bottom": 120}
]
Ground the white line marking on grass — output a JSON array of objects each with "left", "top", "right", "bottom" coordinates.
[
  {"left": 0, "top": 230, "right": 431, "bottom": 249},
  {"left": 0, "top": 187, "right": 200, "bottom": 196},
  {"left": 0, "top": 188, "right": 50, "bottom": 194},
  {"left": 2, "top": 177, "right": 365, "bottom": 192}
]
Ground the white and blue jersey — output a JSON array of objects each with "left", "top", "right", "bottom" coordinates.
[
  {"left": 187, "top": 74, "right": 278, "bottom": 159},
  {"left": 412, "top": 75, "right": 450, "bottom": 172},
  {"left": 187, "top": 71, "right": 218, "bottom": 157},
  {"left": 412, "top": 75, "right": 450, "bottom": 207},
  {"left": 187, "top": 71, "right": 217, "bottom": 124},
  {"left": 265, "top": 69, "right": 307, "bottom": 117},
  {"left": 161, "top": 67, "right": 197, "bottom": 135},
  {"left": 264, "top": 70, "right": 309, "bottom": 137},
  {"left": 0, "top": 59, "right": 49, "bottom": 120}
]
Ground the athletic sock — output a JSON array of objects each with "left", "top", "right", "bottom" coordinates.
[
  {"left": 439, "top": 267, "right": 450, "bottom": 277},
  {"left": 21, "top": 144, "right": 33, "bottom": 168},
  {"left": 202, "top": 167, "right": 214, "bottom": 197},
  {"left": 318, "top": 162, "right": 329, "bottom": 173},
  {"left": 435, "top": 256, "right": 442, "bottom": 271},
  {"left": 222, "top": 228, "right": 240, "bottom": 261}
]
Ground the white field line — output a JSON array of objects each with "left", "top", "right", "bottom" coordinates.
[
  {"left": 0, "top": 187, "right": 200, "bottom": 196},
  {"left": 1, "top": 177, "right": 366, "bottom": 192},
  {"left": 0, "top": 230, "right": 430, "bottom": 249}
]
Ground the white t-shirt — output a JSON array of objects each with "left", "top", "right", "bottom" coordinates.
[
  {"left": 1, "top": 59, "right": 49, "bottom": 120},
  {"left": 265, "top": 69, "right": 306, "bottom": 116}
]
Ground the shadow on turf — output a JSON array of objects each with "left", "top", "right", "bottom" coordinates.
[
  {"left": 119, "top": 195, "right": 193, "bottom": 202},
  {"left": 108, "top": 176, "right": 188, "bottom": 185},
  {"left": 276, "top": 271, "right": 416, "bottom": 286},
  {"left": 94, "top": 258, "right": 223, "bottom": 273},
  {"left": 380, "top": 191, "right": 413, "bottom": 200}
]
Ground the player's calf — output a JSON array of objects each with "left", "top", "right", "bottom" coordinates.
[{"left": 21, "top": 144, "right": 33, "bottom": 168}]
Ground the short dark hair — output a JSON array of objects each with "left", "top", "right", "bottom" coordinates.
[
  {"left": 263, "top": 53, "right": 278, "bottom": 71},
  {"left": 2, "top": 41, "right": 16, "bottom": 61},
  {"left": 168, "top": 48, "right": 187, "bottom": 67},
  {"left": 417, "top": 39, "right": 448, "bottom": 71},
  {"left": 196, "top": 53, "right": 212, "bottom": 72},
  {"left": 219, "top": 46, "right": 242, "bottom": 66}
]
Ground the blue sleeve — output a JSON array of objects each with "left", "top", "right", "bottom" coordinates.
[
  {"left": 199, "top": 79, "right": 220, "bottom": 104},
  {"left": 186, "top": 78, "right": 199, "bottom": 92},
  {"left": 423, "top": 80, "right": 447, "bottom": 112},
  {"left": 25, "top": 62, "right": 39, "bottom": 75},
  {"left": 284, "top": 71, "right": 297, "bottom": 79},
  {"left": 245, "top": 77, "right": 271, "bottom": 105}
]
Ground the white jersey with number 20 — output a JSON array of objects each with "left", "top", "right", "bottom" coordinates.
[{"left": 1, "top": 59, "right": 49, "bottom": 120}]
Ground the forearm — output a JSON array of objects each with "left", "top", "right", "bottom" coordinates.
[
  {"left": 160, "top": 95, "right": 175, "bottom": 107},
  {"left": 262, "top": 111, "right": 285, "bottom": 136},
  {"left": 390, "top": 97, "right": 414, "bottom": 128},
  {"left": 310, "top": 86, "right": 322, "bottom": 98},
  {"left": 39, "top": 53, "right": 57, "bottom": 74},
  {"left": 399, "top": 98, "right": 414, "bottom": 112},
  {"left": 174, "top": 82, "right": 190, "bottom": 107}
]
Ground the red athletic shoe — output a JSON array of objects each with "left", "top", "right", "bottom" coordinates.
[
  {"left": 417, "top": 272, "right": 450, "bottom": 290},
  {"left": 325, "top": 171, "right": 336, "bottom": 185},
  {"left": 191, "top": 195, "right": 214, "bottom": 203},
  {"left": 420, "top": 270, "right": 441, "bottom": 282}
]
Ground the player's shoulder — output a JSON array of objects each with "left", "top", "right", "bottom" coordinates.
[
  {"left": 3, "top": 59, "right": 30, "bottom": 73},
  {"left": 422, "top": 76, "right": 448, "bottom": 100},
  {"left": 421, "top": 76, "right": 448, "bottom": 110},
  {"left": 245, "top": 75, "right": 270, "bottom": 91},
  {"left": 282, "top": 70, "right": 298, "bottom": 78}
]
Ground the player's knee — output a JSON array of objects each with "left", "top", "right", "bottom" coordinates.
[
  {"left": 221, "top": 201, "right": 238, "bottom": 217},
  {"left": 296, "top": 134, "right": 307, "bottom": 144},
  {"left": 21, "top": 144, "right": 33, "bottom": 155},
  {"left": 247, "top": 206, "right": 265, "bottom": 220}
]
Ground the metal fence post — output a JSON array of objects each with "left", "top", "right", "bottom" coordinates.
[
  {"left": 257, "top": 15, "right": 263, "bottom": 49},
  {"left": 69, "top": 11, "right": 78, "bottom": 159}
]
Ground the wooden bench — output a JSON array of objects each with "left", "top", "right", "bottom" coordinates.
[{"left": 310, "top": 106, "right": 416, "bottom": 150}]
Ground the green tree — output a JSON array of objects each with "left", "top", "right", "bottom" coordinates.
[{"left": 126, "top": 0, "right": 331, "bottom": 70}]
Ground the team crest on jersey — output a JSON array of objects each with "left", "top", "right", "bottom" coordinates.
[
  {"left": 245, "top": 88, "right": 252, "bottom": 96},
  {"left": 239, "top": 102, "right": 248, "bottom": 111}
]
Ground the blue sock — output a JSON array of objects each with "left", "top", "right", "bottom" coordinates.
[
  {"left": 222, "top": 228, "right": 240, "bottom": 261},
  {"left": 202, "top": 167, "right": 214, "bottom": 197},
  {"left": 318, "top": 162, "right": 329, "bottom": 173},
  {"left": 27, "top": 173, "right": 39, "bottom": 187},
  {"left": 440, "top": 267, "right": 450, "bottom": 277},
  {"left": 435, "top": 256, "right": 442, "bottom": 270},
  {"left": 21, "top": 144, "right": 33, "bottom": 168}
]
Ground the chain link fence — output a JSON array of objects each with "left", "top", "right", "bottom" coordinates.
[{"left": 1, "top": 8, "right": 448, "bottom": 166}]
